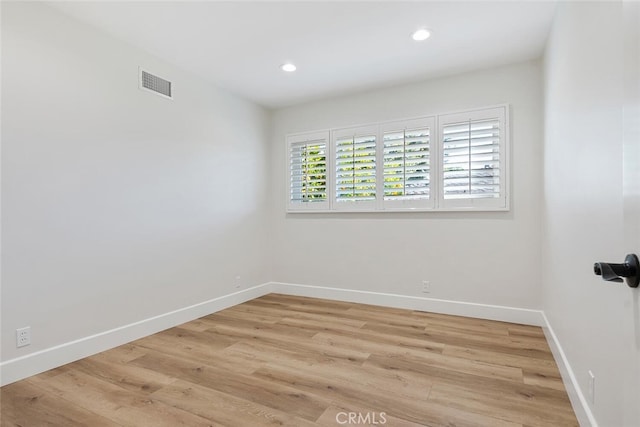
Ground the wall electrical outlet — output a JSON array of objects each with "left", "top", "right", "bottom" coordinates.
[
  {"left": 16, "top": 327, "right": 31, "bottom": 348},
  {"left": 588, "top": 370, "right": 596, "bottom": 404},
  {"left": 422, "top": 280, "right": 431, "bottom": 293},
  {"left": 235, "top": 275, "right": 241, "bottom": 289}
]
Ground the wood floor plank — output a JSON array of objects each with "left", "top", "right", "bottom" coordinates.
[
  {"left": 442, "top": 344, "right": 560, "bottom": 374},
  {"left": 312, "top": 331, "right": 522, "bottom": 382},
  {"left": 508, "top": 324, "right": 547, "bottom": 338},
  {"left": 254, "top": 362, "right": 522, "bottom": 427},
  {"left": 137, "top": 326, "right": 237, "bottom": 353},
  {"left": 264, "top": 354, "right": 435, "bottom": 402},
  {"left": 342, "top": 306, "right": 431, "bottom": 329},
  {"left": 412, "top": 310, "right": 514, "bottom": 330},
  {"left": 69, "top": 356, "right": 175, "bottom": 395},
  {"left": 523, "top": 370, "right": 567, "bottom": 391},
  {"left": 364, "top": 353, "right": 572, "bottom": 407},
  {"left": 26, "top": 370, "right": 214, "bottom": 427},
  {"left": 208, "top": 324, "right": 370, "bottom": 366},
  {"left": 199, "top": 312, "right": 306, "bottom": 334},
  {"left": 423, "top": 318, "right": 513, "bottom": 338},
  {"left": 428, "top": 382, "right": 578, "bottom": 427},
  {"left": 221, "top": 340, "right": 365, "bottom": 371},
  {"left": 128, "top": 349, "right": 332, "bottom": 422},
  {"left": 89, "top": 344, "right": 149, "bottom": 365},
  {"left": 252, "top": 362, "right": 435, "bottom": 425},
  {"left": 312, "top": 325, "right": 446, "bottom": 354},
  {"left": 133, "top": 328, "right": 260, "bottom": 375},
  {"left": 0, "top": 381, "right": 120, "bottom": 427},
  {"left": 150, "top": 379, "right": 317, "bottom": 427},
  {"left": 363, "top": 321, "right": 555, "bottom": 360},
  {"left": 1, "top": 294, "right": 578, "bottom": 426}
]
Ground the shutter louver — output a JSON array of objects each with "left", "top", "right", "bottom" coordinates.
[
  {"left": 289, "top": 136, "right": 328, "bottom": 209},
  {"left": 442, "top": 118, "right": 501, "bottom": 200},
  {"left": 335, "top": 134, "right": 377, "bottom": 202},
  {"left": 383, "top": 128, "right": 430, "bottom": 201}
]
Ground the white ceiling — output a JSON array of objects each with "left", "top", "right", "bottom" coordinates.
[{"left": 49, "top": 1, "right": 557, "bottom": 108}]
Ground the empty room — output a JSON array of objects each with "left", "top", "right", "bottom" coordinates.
[{"left": 1, "top": 1, "right": 639, "bottom": 426}]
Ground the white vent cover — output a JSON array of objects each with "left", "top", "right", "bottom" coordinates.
[{"left": 139, "top": 68, "right": 172, "bottom": 99}]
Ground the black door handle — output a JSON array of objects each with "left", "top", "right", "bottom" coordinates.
[{"left": 594, "top": 254, "right": 640, "bottom": 288}]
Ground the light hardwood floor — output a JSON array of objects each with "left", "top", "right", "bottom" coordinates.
[{"left": 1, "top": 294, "right": 578, "bottom": 426}]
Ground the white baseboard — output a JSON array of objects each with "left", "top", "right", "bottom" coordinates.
[
  {"left": 542, "top": 313, "right": 597, "bottom": 427},
  {"left": 270, "top": 282, "right": 545, "bottom": 326},
  {"left": 0, "top": 283, "right": 272, "bottom": 387}
]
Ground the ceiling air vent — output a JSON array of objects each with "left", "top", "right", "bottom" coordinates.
[{"left": 139, "top": 68, "right": 172, "bottom": 99}]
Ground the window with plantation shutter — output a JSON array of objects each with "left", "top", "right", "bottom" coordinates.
[
  {"left": 439, "top": 106, "right": 508, "bottom": 210},
  {"left": 287, "top": 131, "right": 330, "bottom": 211},
  {"left": 285, "top": 105, "right": 509, "bottom": 213},
  {"left": 382, "top": 117, "right": 435, "bottom": 210},
  {"left": 334, "top": 126, "right": 377, "bottom": 210}
]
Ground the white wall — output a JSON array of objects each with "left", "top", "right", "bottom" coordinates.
[
  {"left": 1, "top": 2, "right": 270, "bottom": 365},
  {"left": 270, "top": 61, "right": 543, "bottom": 311},
  {"left": 543, "top": 2, "right": 640, "bottom": 426}
]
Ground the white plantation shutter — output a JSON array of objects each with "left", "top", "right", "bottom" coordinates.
[
  {"left": 439, "top": 107, "right": 508, "bottom": 210},
  {"left": 381, "top": 117, "right": 435, "bottom": 210},
  {"left": 442, "top": 120, "right": 500, "bottom": 198},
  {"left": 286, "top": 105, "right": 509, "bottom": 213},
  {"left": 287, "top": 131, "right": 329, "bottom": 211},
  {"left": 334, "top": 126, "right": 377, "bottom": 209}
]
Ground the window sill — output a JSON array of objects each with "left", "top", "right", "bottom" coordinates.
[{"left": 286, "top": 206, "right": 509, "bottom": 214}]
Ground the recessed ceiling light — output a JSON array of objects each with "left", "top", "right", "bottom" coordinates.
[
  {"left": 281, "top": 63, "right": 297, "bottom": 72},
  {"left": 412, "top": 28, "right": 431, "bottom": 41}
]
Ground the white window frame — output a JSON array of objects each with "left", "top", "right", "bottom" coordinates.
[
  {"left": 438, "top": 106, "right": 509, "bottom": 211},
  {"left": 285, "top": 105, "right": 510, "bottom": 213},
  {"left": 380, "top": 117, "right": 436, "bottom": 211},
  {"left": 286, "top": 131, "right": 330, "bottom": 212},
  {"left": 332, "top": 125, "right": 379, "bottom": 212}
]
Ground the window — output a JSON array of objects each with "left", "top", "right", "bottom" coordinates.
[
  {"left": 287, "top": 131, "right": 329, "bottom": 211},
  {"left": 333, "top": 126, "right": 377, "bottom": 211},
  {"left": 286, "top": 105, "right": 509, "bottom": 212},
  {"left": 439, "top": 107, "right": 508, "bottom": 210},
  {"left": 381, "top": 117, "right": 435, "bottom": 210}
]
